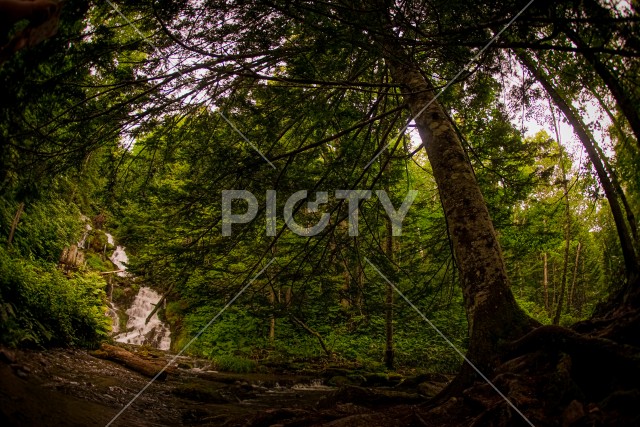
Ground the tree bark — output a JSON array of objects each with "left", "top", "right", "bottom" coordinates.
[
  {"left": 7, "top": 202, "right": 24, "bottom": 246},
  {"left": 567, "top": 241, "right": 582, "bottom": 314},
  {"left": 269, "top": 286, "right": 276, "bottom": 346},
  {"left": 588, "top": 86, "right": 639, "bottom": 242},
  {"left": 550, "top": 104, "right": 572, "bottom": 325},
  {"left": 553, "top": 146, "right": 572, "bottom": 325},
  {"left": 518, "top": 51, "right": 639, "bottom": 284},
  {"left": 593, "top": 141, "right": 638, "bottom": 243},
  {"left": 92, "top": 343, "right": 173, "bottom": 379},
  {"left": 381, "top": 39, "right": 534, "bottom": 376},
  {"left": 543, "top": 252, "right": 549, "bottom": 314}
]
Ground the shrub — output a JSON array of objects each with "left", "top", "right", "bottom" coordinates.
[
  {"left": 0, "top": 247, "right": 110, "bottom": 347},
  {"left": 213, "top": 355, "right": 257, "bottom": 373}
]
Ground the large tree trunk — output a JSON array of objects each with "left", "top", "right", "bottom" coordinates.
[
  {"left": 518, "top": 52, "right": 639, "bottom": 284},
  {"left": 589, "top": 87, "right": 639, "bottom": 243},
  {"left": 594, "top": 142, "right": 638, "bottom": 244},
  {"left": 381, "top": 43, "right": 534, "bottom": 376},
  {"left": 550, "top": 106, "right": 572, "bottom": 325},
  {"left": 553, "top": 144, "right": 572, "bottom": 325}
]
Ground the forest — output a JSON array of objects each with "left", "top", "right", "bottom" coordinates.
[{"left": 0, "top": 0, "right": 639, "bottom": 426}]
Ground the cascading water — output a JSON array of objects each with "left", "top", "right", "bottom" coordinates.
[
  {"left": 78, "top": 222, "right": 92, "bottom": 249},
  {"left": 114, "top": 287, "right": 171, "bottom": 351},
  {"left": 109, "top": 246, "right": 129, "bottom": 277},
  {"left": 106, "top": 242, "right": 171, "bottom": 351}
]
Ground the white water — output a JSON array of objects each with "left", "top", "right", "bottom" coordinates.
[
  {"left": 78, "top": 222, "right": 92, "bottom": 249},
  {"left": 109, "top": 246, "right": 129, "bottom": 277},
  {"left": 107, "top": 305, "right": 120, "bottom": 334},
  {"left": 106, "top": 243, "right": 171, "bottom": 350},
  {"left": 114, "top": 287, "right": 171, "bottom": 350},
  {"left": 105, "top": 233, "right": 115, "bottom": 246},
  {"left": 291, "top": 379, "right": 332, "bottom": 391}
]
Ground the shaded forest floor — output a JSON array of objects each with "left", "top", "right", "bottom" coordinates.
[
  {"left": 2, "top": 309, "right": 640, "bottom": 427},
  {"left": 0, "top": 345, "right": 448, "bottom": 426}
]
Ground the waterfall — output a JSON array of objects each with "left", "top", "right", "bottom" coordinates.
[
  {"left": 78, "top": 222, "right": 92, "bottom": 249},
  {"left": 114, "top": 287, "right": 171, "bottom": 351},
  {"left": 106, "top": 305, "right": 120, "bottom": 334},
  {"left": 106, "top": 242, "right": 171, "bottom": 351},
  {"left": 109, "top": 246, "right": 129, "bottom": 277}
]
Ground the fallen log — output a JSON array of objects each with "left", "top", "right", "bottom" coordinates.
[{"left": 91, "top": 343, "right": 172, "bottom": 380}]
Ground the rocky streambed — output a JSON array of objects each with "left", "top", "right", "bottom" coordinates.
[{"left": 0, "top": 345, "right": 449, "bottom": 426}]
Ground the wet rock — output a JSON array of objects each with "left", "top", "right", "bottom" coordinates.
[
  {"left": 328, "top": 375, "right": 364, "bottom": 387},
  {"left": 10, "top": 364, "right": 30, "bottom": 378},
  {"left": 397, "top": 372, "right": 450, "bottom": 389},
  {"left": 362, "top": 372, "right": 403, "bottom": 387},
  {"left": 172, "top": 382, "right": 230, "bottom": 404},
  {"left": 322, "top": 367, "right": 352, "bottom": 378},
  {"left": 417, "top": 380, "right": 444, "bottom": 398}
]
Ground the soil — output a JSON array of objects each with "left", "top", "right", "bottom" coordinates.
[
  {"left": 2, "top": 319, "right": 639, "bottom": 427},
  {"left": 0, "top": 345, "right": 447, "bottom": 426}
]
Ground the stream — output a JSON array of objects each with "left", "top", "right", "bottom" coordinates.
[
  {"left": 106, "top": 241, "right": 172, "bottom": 351},
  {"left": 0, "top": 233, "right": 441, "bottom": 426}
]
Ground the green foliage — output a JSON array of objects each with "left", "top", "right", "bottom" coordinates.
[
  {"left": 212, "top": 355, "right": 257, "bottom": 373},
  {"left": 0, "top": 195, "right": 82, "bottom": 262},
  {"left": 85, "top": 252, "right": 113, "bottom": 272},
  {"left": 0, "top": 247, "right": 110, "bottom": 347}
]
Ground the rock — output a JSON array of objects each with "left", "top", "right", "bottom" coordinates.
[
  {"left": 317, "top": 385, "right": 424, "bottom": 409},
  {"left": 0, "top": 348, "right": 16, "bottom": 364},
  {"left": 347, "top": 374, "right": 367, "bottom": 386},
  {"left": 562, "top": 400, "right": 585, "bottom": 426},
  {"left": 177, "top": 361, "right": 193, "bottom": 369},
  {"left": 10, "top": 364, "right": 30, "bottom": 378},
  {"left": 397, "top": 372, "right": 450, "bottom": 389},
  {"left": 362, "top": 373, "right": 390, "bottom": 387},
  {"left": 328, "top": 375, "right": 362, "bottom": 387},
  {"left": 15, "top": 368, "right": 29, "bottom": 379},
  {"left": 417, "top": 381, "right": 444, "bottom": 398},
  {"left": 172, "top": 382, "right": 230, "bottom": 404},
  {"left": 322, "top": 367, "right": 353, "bottom": 378}
]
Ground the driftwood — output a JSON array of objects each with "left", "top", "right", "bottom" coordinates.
[{"left": 92, "top": 343, "right": 173, "bottom": 380}]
